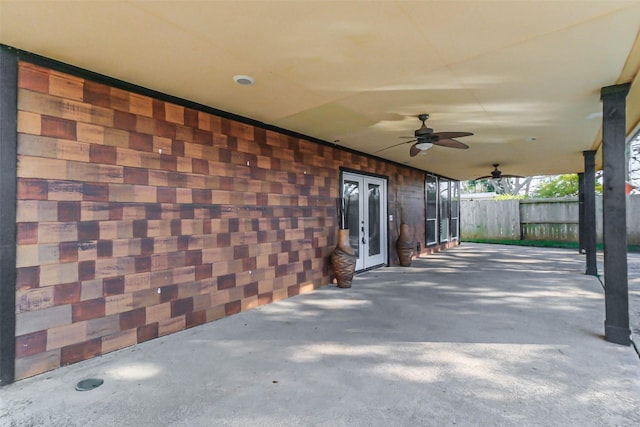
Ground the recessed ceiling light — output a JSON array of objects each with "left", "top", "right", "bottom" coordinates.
[
  {"left": 233, "top": 75, "right": 255, "bottom": 86},
  {"left": 525, "top": 137, "right": 537, "bottom": 142}
]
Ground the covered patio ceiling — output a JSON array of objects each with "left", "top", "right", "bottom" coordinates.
[{"left": 2, "top": 1, "right": 640, "bottom": 181}]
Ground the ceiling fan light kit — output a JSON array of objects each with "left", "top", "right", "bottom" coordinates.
[{"left": 415, "top": 141, "right": 433, "bottom": 150}]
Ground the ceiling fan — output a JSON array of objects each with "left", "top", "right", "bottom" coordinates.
[
  {"left": 476, "top": 164, "right": 523, "bottom": 180},
  {"left": 376, "top": 114, "right": 473, "bottom": 157}
]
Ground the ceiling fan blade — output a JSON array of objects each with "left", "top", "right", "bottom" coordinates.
[
  {"left": 409, "top": 143, "right": 421, "bottom": 157},
  {"left": 475, "top": 175, "right": 493, "bottom": 180},
  {"left": 433, "top": 131, "right": 473, "bottom": 139},
  {"left": 374, "top": 140, "right": 415, "bottom": 154},
  {"left": 433, "top": 138, "right": 469, "bottom": 149}
]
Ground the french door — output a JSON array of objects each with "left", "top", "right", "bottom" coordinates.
[{"left": 341, "top": 172, "right": 388, "bottom": 271}]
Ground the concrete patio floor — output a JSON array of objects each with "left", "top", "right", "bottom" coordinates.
[{"left": 1, "top": 243, "right": 639, "bottom": 426}]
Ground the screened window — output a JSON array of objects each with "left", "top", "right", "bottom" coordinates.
[
  {"left": 450, "top": 181, "right": 460, "bottom": 240},
  {"left": 425, "top": 175, "right": 438, "bottom": 245},
  {"left": 439, "top": 179, "right": 450, "bottom": 242}
]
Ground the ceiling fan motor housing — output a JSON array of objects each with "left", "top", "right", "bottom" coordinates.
[{"left": 415, "top": 127, "right": 434, "bottom": 138}]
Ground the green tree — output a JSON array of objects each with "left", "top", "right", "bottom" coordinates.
[
  {"left": 493, "top": 176, "right": 533, "bottom": 196},
  {"left": 462, "top": 179, "right": 496, "bottom": 193},
  {"left": 533, "top": 174, "right": 602, "bottom": 198},
  {"left": 463, "top": 177, "right": 533, "bottom": 196}
]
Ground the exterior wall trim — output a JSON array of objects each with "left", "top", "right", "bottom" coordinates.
[{"left": 0, "top": 45, "right": 18, "bottom": 386}]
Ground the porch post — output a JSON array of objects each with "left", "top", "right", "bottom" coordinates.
[
  {"left": 0, "top": 45, "right": 17, "bottom": 385},
  {"left": 578, "top": 172, "right": 586, "bottom": 254},
  {"left": 582, "top": 151, "right": 597, "bottom": 276},
  {"left": 600, "top": 83, "right": 631, "bottom": 346}
]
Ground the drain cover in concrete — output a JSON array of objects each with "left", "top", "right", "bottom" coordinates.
[{"left": 75, "top": 378, "right": 104, "bottom": 391}]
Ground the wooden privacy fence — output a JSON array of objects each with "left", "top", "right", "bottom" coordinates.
[{"left": 461, "top": 195, "right": 640, "bottom": 245}]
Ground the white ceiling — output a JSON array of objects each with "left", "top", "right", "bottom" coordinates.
[{"left": 2, "top": 0, "right": 640, "bottom": 180}]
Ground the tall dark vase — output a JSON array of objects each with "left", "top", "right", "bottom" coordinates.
[
  {"left": 331, "top": 229, "right": 357, "bottom": 288},
  {"left": 396, "top": 223, "right": 414, "bottom": 267}
]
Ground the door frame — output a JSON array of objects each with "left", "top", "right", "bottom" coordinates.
[{"left": 340, "top": 169, "right": 389, "bottom": 271}]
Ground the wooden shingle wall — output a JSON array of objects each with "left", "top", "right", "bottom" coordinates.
[{"left": 13, "top": 62, "right": 431, "bottom": 380}]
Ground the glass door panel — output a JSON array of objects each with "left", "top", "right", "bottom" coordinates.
[
  {"left": 367, "top": 183, "right": 381, "bottom": 257},
  {"left": 343, "top": 179, "right": 360, "bottom": 258}
]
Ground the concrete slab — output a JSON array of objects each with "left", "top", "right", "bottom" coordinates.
[{"left": 1, "top": 243, "right": 639, "bottom": 426}]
